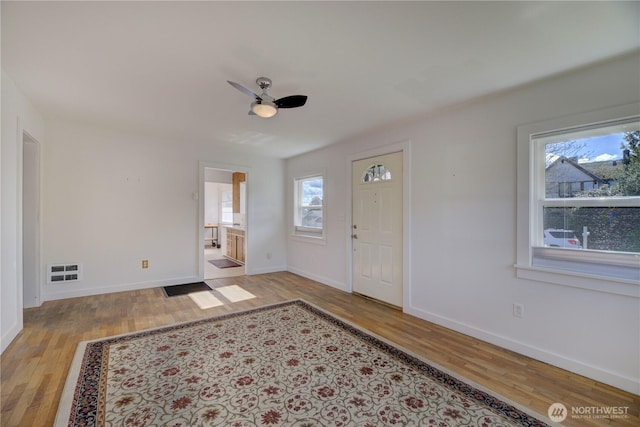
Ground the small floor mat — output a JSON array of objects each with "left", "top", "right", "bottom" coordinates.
[
  {"left": 209, "top": 259, "right": 242, "bottom": 269},
  {"left": 162, "top": 282, "right": 212, "bottom": 297}
]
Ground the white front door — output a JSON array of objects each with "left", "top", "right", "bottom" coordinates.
[{"left": 352, "top": 152, "right": 403, "bottom": 307}]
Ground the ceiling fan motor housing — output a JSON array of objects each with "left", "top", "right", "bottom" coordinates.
[{"left": 256, "top": 77, "right": 272, "bottom": 91}]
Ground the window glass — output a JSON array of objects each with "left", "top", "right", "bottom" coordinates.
[
  {"left": 294, "top": 175, "right": 324, "bottom": 236},
  {"left": 542, "top": 206, "right": 640, "bottom": 253},
  {"left": 537, "top": 123, "right": 640, "bottom": 254},
  {"left": 362, "top": 164, "right": 391, "bottom": 183}
]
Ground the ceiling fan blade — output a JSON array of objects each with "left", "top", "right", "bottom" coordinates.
[
  {"left": 275, "top": 95, "right": 308, "bottom": 109},
  {"left": 227, "top": 80, "right": 260, "bottom": 99}
]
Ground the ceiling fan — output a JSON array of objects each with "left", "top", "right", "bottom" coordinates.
[{"left": 227, "top": 77, "right": 308, "bottom": 118}]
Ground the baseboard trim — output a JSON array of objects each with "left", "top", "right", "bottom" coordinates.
[
  {"left": 404, "top": 304, "right": 639, "bottom": 395},
  {"left": 286, "top": 267, "right": 348, "bottom": 292},
  {"left": 245, "top": 265, "right": 287, "bottom": 275},
  {"left": 41, "top": 276, "right": 200, "bottom": 302},
  {"left": 1, "top": 321, "right": 22, "bottom": 354}
]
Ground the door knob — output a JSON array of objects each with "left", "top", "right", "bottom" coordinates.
[{"left": 352, "top": 234, "right": 358, "bottom": 239}]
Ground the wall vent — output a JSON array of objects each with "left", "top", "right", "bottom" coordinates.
[{"left": 48, "top": 263, "right": 82, "bottom": 283}]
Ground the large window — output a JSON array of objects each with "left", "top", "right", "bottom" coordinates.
[
  {"left": 537, "top": 121, "right": 640, "bottom": 252},
  {"left": 517, "top": 104, "right": 640, "bottom": 291},
  {"left": 294, "top": 175, "right": 324, "bottom": 237}
]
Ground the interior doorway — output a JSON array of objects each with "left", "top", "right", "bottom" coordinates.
[
  {"left": 22, "top": 132, "right": 40, "bottom": 308},
  {"left": 202, "top": 167, "right": 246, "bottom": 280}
]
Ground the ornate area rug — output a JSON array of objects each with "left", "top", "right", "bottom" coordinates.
[{"left": 56, "top": 300, "right": 548, "bottom": 426}]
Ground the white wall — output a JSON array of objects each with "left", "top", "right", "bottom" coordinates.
[
  {"left": 39, "top": 119, "right": 287, "bottom": 301},
  {"left": 285, "top": 52, "right": 640, "bottom": 394},
  {"left": 1, "top": 70, "right": 46, "bottom": 352}
]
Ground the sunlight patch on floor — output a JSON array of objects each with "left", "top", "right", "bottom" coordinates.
[
  {"left": 216, "top": 285, "right": 256, "bottom": 302},
  {"left": 189, "top": 291, "right": 224, "bottom": 309}
]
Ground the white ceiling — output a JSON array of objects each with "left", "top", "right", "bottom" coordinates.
[{"left": 2, "top": 1, "right": 639, "bottom": 159}]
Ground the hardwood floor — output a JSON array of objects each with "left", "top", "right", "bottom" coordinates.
[{"left": 1, "top": 272, "right": 638, "bottom": 426}]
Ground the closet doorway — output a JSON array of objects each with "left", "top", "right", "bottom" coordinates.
[{"left": 201, "top": 166, "right": 246, "bottom": 280}]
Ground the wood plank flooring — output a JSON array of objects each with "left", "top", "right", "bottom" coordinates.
[{"left": 1, "top": 272, "right": 638, "bottom": 426}]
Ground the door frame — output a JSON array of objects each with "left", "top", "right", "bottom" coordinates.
[
  {"left": 346, "top": 140, "right": 412, "bottom": 310},
  {"left": 22, "top": 130, "right": 42, "bottom": 308},
  {"left": 197, "top": 161, "right": 251, "bottom": 279}
]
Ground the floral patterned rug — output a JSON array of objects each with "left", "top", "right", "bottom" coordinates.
[{"left": 56, "top": 300, "right": 548, "bottom": 426}]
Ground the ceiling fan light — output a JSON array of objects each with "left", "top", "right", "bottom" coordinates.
[{"left": 251, "top": 100, "right": 278, "bottom": 118}]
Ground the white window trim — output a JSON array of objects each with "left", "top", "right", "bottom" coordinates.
[
  {"left": 515, "top": 103, "right": 640, "bottom": 297},
  {"left": 292, "top": 172, "right": 326, "bottom": 242}
]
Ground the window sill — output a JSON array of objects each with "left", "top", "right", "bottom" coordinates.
[
  {"left": 290, "top": 233, "right": 327, "bottom": 245},
  {"left": 515, "top": 264, "right": 639, "bottom": 298}
]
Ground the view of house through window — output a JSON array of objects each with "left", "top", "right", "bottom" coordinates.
[
  {"left": 294, "top": 175, "right": 324, "bottom": 236},
  {"left": 537, "top": 121, "right": 640, "bottom": 254}
]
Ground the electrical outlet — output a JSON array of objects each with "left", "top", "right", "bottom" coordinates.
[
  {"left": 513, "top": 303, "right": 524, "bottom": 318},
  {"left": 142, "top": 260, "right": 149, "bottom": 269}
]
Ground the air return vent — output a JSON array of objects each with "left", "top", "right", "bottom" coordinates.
[{"left": 48, "top": 263, "right": 82, "bottom": 284}]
